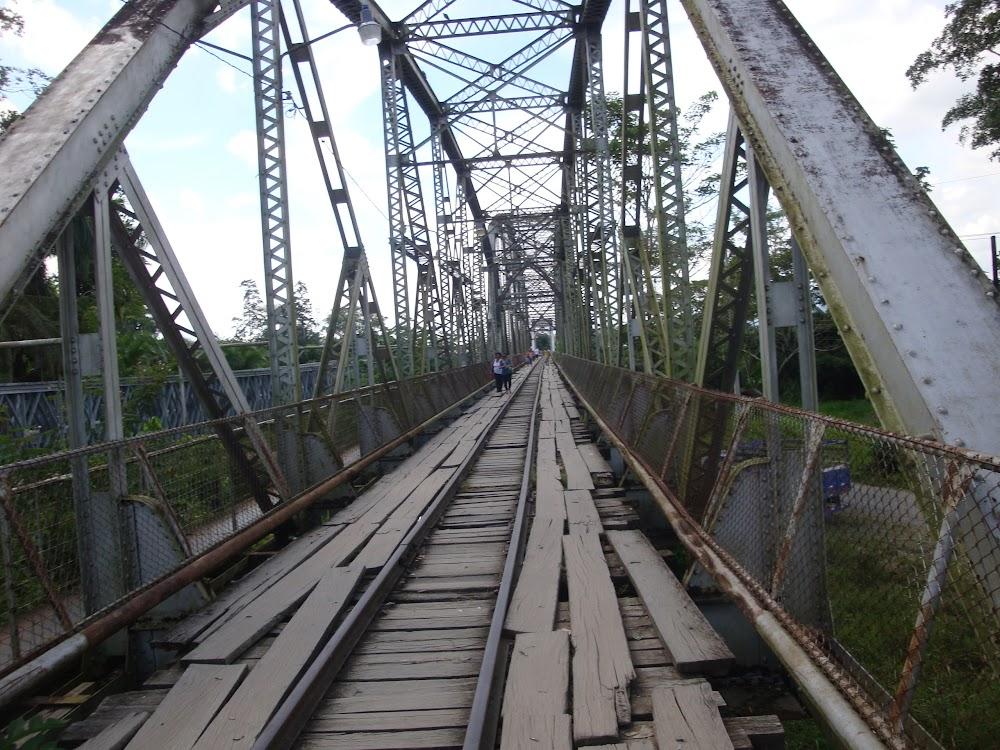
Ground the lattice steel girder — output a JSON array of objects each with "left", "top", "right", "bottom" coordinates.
[
  {"left": 0, "top": 0, "right": 217, "bottom": 324},
  {"left": 109, "top": 153, "right": 289, "bottom": 510},
  {"left": 583, "top": 28, "right": 624, "bottom": 366},
  {"left": 695, "top": 114, "right": 755, "bottom": 394},
  {"left": 681, "top": 0, "right": 1000, "bottom": 453},
  {"left": 640, "top": 0, "right": 694, "bottom": 380},
  {"left": 444, "top": 94, "right": 564, "bottom": 117},
  {"left": 330, "top": 1, "right": 496, "bottom": 264},
  {"left": 411, "top": 31, "right": 568, "bottom": 103},
  {"left": 402, "top": 10, "right": 574, "bottom": 39},
  {"left": 380, "top": 41, "right": 452, "bottom": 373},
  {"left": 253, "top": 0, "right": 302, "bottom": 409}
]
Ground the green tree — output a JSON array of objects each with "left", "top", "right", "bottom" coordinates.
[
  {"left": 534, "top": 332, "right": 551, "bottom": 350},
  {"left": 233, "top": 280, "right": 266, "bottom": 342},
  {"left": 1, "top": 3, "right": 50, "bottom": 135},
  {"left": 907, "top": 0, "right": 1000, "bottom": 159}
]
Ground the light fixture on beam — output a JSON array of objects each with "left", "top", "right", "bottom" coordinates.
[{"left": 358, "top": 4, "right": 381, "bottom": 46}]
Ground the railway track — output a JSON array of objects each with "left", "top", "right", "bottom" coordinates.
[{"left": 50, "top": 360, "right": 785, "bottom": 749}]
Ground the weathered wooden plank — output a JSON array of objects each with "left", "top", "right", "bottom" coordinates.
[
  {"left": 565, "top": 489, "right": 603, "bottom": 535},
  {"left": 297, "top": 728, "right": 465, "bottom": 749},
  {"left": 577, "top": 442, "right": 610, "bottom": 470},
  {"left": 502, "top": 631, "right": 569, "bottom": 717},
  {"left": 440, "top": 438, "right": 479, "bottom": 467},
  {"left": 400, "top": 575, "right": 498, "bottom": 594},
  {"left": 182, "top": 523, "right": 377, "bottom": 664},
  {"left": 322, "top": 683, "right": 475, "bottom": 714},
  {"left": 306, "top": 708, "right": 469, "bottom": 732},
  {"left": 587, "top": 741, "right": 655, "bottom": 750},
  {"left": 722, "top": 715, "right": 784, "bottom": 750},
  {"left": 124, "top": 664, "right": 246, "bottom": 750},
  {"left": 500, "top": 714, "right": 572, "bottom": 750},
  {"left": 156, "top": 523, "right": 340, "bottom": 649},
  {"left": 563, "top": 533, "right": 635, "bottom": 743},
  {"left": 59, "top": 691, "right": 168, "bottom": 744},
  {"left": 630, "top": 667, "right": 714, "bottom": 718},
  {"left": 504, "top": 517, "right": 563, "bottom": 635},
  {"left": 353, "top": 469, "right": 452, "bottom": 570},
  {"left": 341, "top": 651, "right": 484, "bottom": 681},
  {"left": 607, "top": 530, "right": 734, "bottom": 675},
  {"left": 192, "top": 566, "right": 363, "bottom": 750},
  {"left": 652, "top": 683, "right": 734, "bottom": 750},
  {"left": 556, "top": 431, "right": 595, "bottom": 490},
  {"left": 356, "top": 631, "right": 487, "bottom": 653},
  {"left": 78, "top": 712, "right": 148, "bottom": 750}
]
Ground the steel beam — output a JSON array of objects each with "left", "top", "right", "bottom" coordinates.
[
  {"left": 680, "top": 0, "right": 1000, "bottom": 453},
  {"left": 0, "top": 0, "right": 217, "bottom": 324}
]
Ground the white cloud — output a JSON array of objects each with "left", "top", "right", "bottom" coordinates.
[
  {"left": 226, "top": 130, "right": 259, "bottom": 167},
  {"left": 5, "top": 0, "right": 103, "bottom": 76}
]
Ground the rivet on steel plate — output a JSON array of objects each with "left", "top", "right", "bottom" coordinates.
[{"left": 893, "top": 323, "right": 902, "bottom": 330}]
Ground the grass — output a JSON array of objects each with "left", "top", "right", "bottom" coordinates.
[
  {"left": 817, "top": 398, "right": 879, "bottom": 426},
  {"left": 824, "top": 515, "right": 1000, "bottom": 748},
  {"left": 784, "top": 719, "right": 833, "bottom": 749}
]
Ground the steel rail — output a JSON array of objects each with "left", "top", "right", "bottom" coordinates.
[
  {"left": 253, "top": 363, "right": 543, "bottom": 750},
  {"left": 462, "top": 358, "right": 543, "bottom": 750},
  {"left": 552, "top": 357, "right": 890, "bottom": 750},
  {"left": 0, "top": 373, "right": 499, "bottom": 710}
]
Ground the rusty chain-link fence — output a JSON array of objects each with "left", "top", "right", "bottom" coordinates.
[
  {"left": 556, "top": 354, "right": 1000, "bottom": 750},
  {"left": 0, "top": 360, "right": 500, "bottom": 680}
]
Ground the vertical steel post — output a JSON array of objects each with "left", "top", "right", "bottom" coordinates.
[
  {"left": 641, "top": 0, "right": 694, "bottom": 379},
  {"left": 57, "top": 230, "right": 104, "bottom": 615},
  {"left": 792, "top": 236, "right": 819, "bottom": 411},
  {"left": 251, "top": 0, "right": 302, "bottom": 407}
]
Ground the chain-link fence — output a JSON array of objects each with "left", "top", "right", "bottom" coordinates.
[
  {"left": 0, "top": 360, "right": 498, "bottom": 679},
  {"left": 556, "top": 354, "right": 1000, "bottom": 750}
]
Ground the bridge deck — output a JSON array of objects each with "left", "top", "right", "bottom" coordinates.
[{"left": 56, "top": 361, "right": 784, "bottom": 749}]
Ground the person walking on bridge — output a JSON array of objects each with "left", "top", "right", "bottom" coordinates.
[
  {"left": 501, "top": 353, "right": 513, "bottom": 393},
  {"left": 493, "top": 352, "right": 505, "bottom": 395}
]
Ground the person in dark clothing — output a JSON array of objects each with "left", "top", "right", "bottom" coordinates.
[{"left": 502, "top": 353, "right": 512, "bottom": 391}]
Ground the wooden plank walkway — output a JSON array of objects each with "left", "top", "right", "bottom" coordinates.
[{"left": 56, "top": 361, "right": 784, "bottom": 750}]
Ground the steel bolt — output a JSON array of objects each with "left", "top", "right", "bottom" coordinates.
[
  {"left": 893, "top": 323, "right": 902, "bottom": 330},
  {"left": 937, "top": 406, "right": 947, "bottom": 414}
]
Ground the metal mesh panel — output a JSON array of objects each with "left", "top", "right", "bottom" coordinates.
[
  {"left": 556, "top": 354, "right": 1000, "bottom": 750},
  {"left": 0, "top": 360, "right": 494, "bottom": 677}
]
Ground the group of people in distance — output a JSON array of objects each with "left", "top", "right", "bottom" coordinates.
[{"left": 492, "top": 348, "right": 545, "bottom": 394}]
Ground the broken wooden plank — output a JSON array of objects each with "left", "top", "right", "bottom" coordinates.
[
  {"left": 501, "top": 631, "right": 570, "bottom": 717},
  {"left": 182, "top": 522, "right": 376, "bottom": 664},
  {"left": 556, "top": 431, "right": 595, "bottom": 490},
  {"left": 607, "top": 530, "right": 733, "bottom": 675},
  {"left": 564, "top": 489, "right": 603, "bottom": 535},
  {"left": 563, "top": 532, "right": 635, "bottom": 743},
  {"left": 504, "top": 517, "right": 563, "bottom": 635},
  {"left": 500, "top": 715, "right": 572, "bottom": 750},
  {"left": 76, "top": 711, "right": 148, "bottom": 750},
  {"left": 652, "top": 683, "right": 734, "bottom": 750},
  {"left": 125, "top": 664, "right": 246, "bottom": 750},
  {"left": 192, "top": 565, "right": 363, "bottom": 750}
]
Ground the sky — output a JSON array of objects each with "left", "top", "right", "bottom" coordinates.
[{"left": 1, "top": 0, "right": 996, "bottom": 339}]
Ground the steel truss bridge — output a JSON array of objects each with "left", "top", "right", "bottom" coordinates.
[{"left": 0, "top": 1, "right": 999, "bottom": 748}]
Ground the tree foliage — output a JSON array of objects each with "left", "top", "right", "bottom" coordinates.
[
  {"left": 0, "top": 3, "right": 50, "bottom": 136},
  {"left": 907, "top": 0, "right": 1000, "bottom": 159}
]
